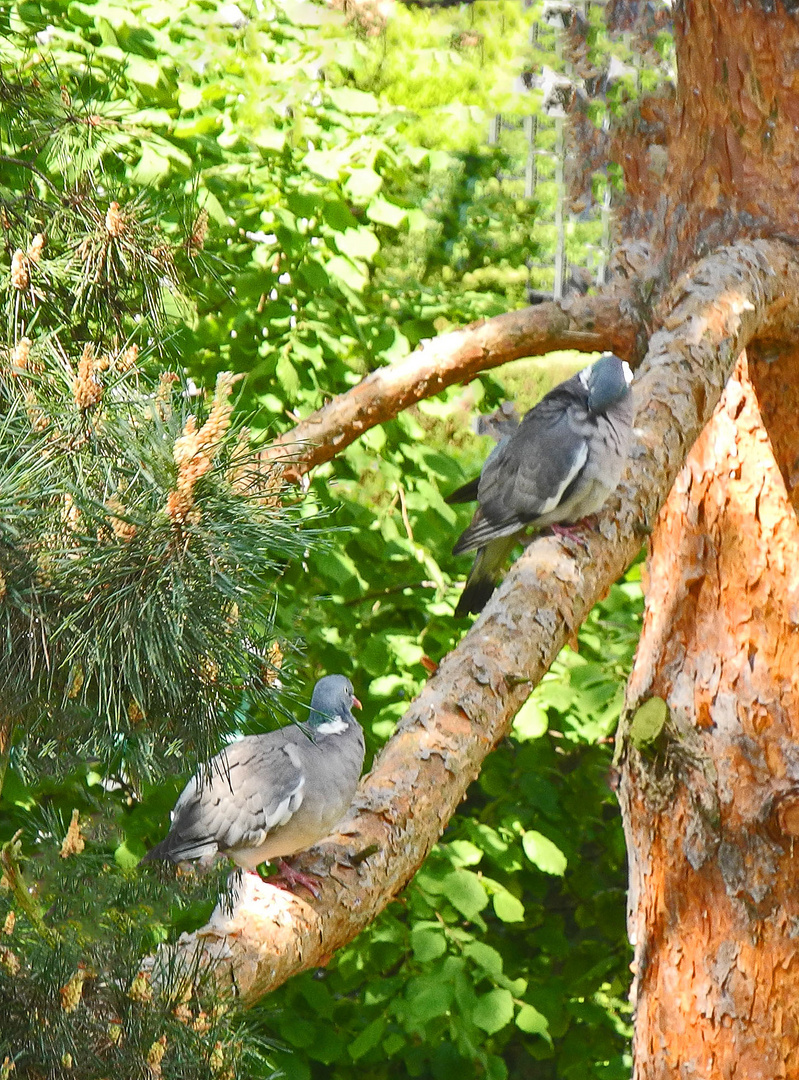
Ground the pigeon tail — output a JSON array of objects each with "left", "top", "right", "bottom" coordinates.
[
  {"left": 445, "top": 475, "right": 480, "bottom": 505},
  {"left": 141, "top": 834, "right": 218, "bottom": 866},
  {"left": 454, "top": 538, "right": 516, "bottom": 617}
]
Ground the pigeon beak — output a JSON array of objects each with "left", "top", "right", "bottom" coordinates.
[{"left": 352, "top": 695, "right": 363, "bottom": 710}]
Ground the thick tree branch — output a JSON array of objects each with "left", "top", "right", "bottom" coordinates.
[
  {"left": 155, "top": 240, "right": 799, "bottom": 1003},
  {"left": 260, "top": 289, "right": 639, "bottom": 479}
]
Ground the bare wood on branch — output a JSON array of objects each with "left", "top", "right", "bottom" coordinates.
[
  {"left": 260, "top": 290, "right": 640, "bottom": 479},
  {"left": 153, "top": 240, "right": 799, "bottom": 1004}
]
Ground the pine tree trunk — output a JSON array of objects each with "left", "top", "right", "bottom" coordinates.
[
  {"left": 615, "top": 2, "right": 799, "bottom": 1073},
  {"left": 657, "top": 0, "right": 799, "bottom": 260},
  {"left": 619, "top": 350, "right": 799, "bottom": 1077}
]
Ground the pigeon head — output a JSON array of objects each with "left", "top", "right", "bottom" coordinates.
[
  {"left": 580, "top": 354, "right": 633, "bottom": 415},
  {"left": 307, "top": 674, "right": 362, "bottom": 731}
]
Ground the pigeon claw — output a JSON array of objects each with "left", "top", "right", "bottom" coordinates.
[
  {"left": 550, "top": 518, "right": 595, "bottom": 550},
  {"left": 273, "top": 859, "right": 322, "bottom": 898}
]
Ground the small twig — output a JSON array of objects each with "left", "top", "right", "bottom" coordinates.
[
  {"left": 0, "top": 155, "right": 61, "bottom": 196},
  {"left": 341, "top": 580, "right": 436, "bottom": 607},
  {"left": 0, "top": 832, "right": 60, "bottom": 946}
]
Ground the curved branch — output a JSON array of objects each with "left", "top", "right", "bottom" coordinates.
[
  {"left": 157, "top": 240, "right": 799, "bottom": 1003},
  {"left": 260, "top": 289, "right": 640, "bottom": 478}
]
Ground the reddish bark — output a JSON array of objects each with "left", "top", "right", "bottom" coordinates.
[
  {"left": 619, "top": 351, "right": 799, "bottom": 1079},
  {"left": 660, "top": 0, "right": 799, "bottom": 261}
]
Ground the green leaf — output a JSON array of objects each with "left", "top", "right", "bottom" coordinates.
[
  {"left": 327, "top": 87, "right": 380, "bottom": 114},
  {"left": 326, "top": 255, "right": 368, "bottom": 292},
  {"left": 464, "top": 941, "right": 503, "bottom": 980},
  {"left": 492, "top": 889, "right": 525, "bottom": 923},
  {"left": 521, "top": 831, "right": 567, "bottom": 876},
  {"left": 114, "top": 839, "right": 144, "bottom": 869},
  {"left": 472, "top": 988, "right": 514, "bottom": 1035},
  {"left": 411, "top": 925, "right": 447, "bottom": 962},
  {"left": 629, "top": 696, "right": 668, "bottom": 748},
  {"left": 305, "top": 149, "right": 342, "bottom": 181},
  {"left": 441, "top": 869, "right": 489, "bottom": 919},
  {"left": 513, "top": 695, "right": 548, "bottom": 741},
  {"left": 335, "top": 227, "right": 380, "bottom": 262},
  {"left": 348, "top": 1016, "right": 386, "bottom": 1060},
  {"left": 447, "top": 839, "right": 483, "bottom": 867},
  {"left": 516, "top": 1003, "right": 552, "bottom": 1043},
  {"left": 367, "top": 196, "right": 407, "bottom": 228},
  {"left": 408, "top": 980, "right": 453, "bottom": 1022},
  {"left": 344, "top": 167, "right": 383, "bottom": 202}
]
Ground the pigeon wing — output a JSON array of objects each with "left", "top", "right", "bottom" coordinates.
[
  {"left": 156, "top": 734, "right": 306, "bottom": 863},
  {"left": 453, "top": 391, "right": 590, "bottom": 554}
]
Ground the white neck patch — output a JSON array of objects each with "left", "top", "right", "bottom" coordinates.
[{"left": 316, "top": 717, "right": 348, "bottom": 735}]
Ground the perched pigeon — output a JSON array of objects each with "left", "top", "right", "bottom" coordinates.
[
  {"left": 447, "top": 354, "right": 634, "bottom": 617},
  {"left": 142, "top": 675, "right": 364, "bottom": 892}
]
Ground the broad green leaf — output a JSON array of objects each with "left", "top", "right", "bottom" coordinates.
[
  {"left": 515, "top": 1003, "right": 552, "bottom": 1043},
  {"left": 464, "top": 941, "right": 503, "bottom": 979},
  {"left": 344, "top": 167, "right": 382, "bottom": 202},
  {"left": 335, "top": 227, "right": 380, "bottom": 262},
  {"left": 114, "top": 839, "right": 144, "bottom": 869},
  {"left": 305, "top": 149, "right": 342, "bottom": 181},
  {"left": 492, "top": 889, "right": 525, "bottom": 923},
  {"left": 441, "top": 869, "right": 489, "bottom": 919},
  {"left": 328, "top": 87, "right": 380, "bottom": 114},
  {"left": 367, "top": 196, "right": 408, "bottom": 229},
  {"left": 472, "top": 988, "right": 514, "bottom": 1035},
  {"left": 408, "top": 980, "right": 453, "bottom": 1022},
  {"left": 410, "top": 925, "right": 447, "bottom": 962},
  {"left": 521, "top": 830, "right": 567, "bottom": 876},
  {"left": 512, "top": 695, "right": 548, "bottom": 741},
  {"left": 326, "top": 255, "right": 368, "bottom": 292},
  {"left": 629, "top": 696, "right": 668, "bottom": 748},
  {"left": 348, "top": 1016, "right": 386, "bottom": 1060}
]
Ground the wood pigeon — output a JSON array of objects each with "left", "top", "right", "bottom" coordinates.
[
  {"left": 142, "top": 675, "right": 364, "bottom": 893},
  {"left": 447, "top": 354, "right": 634, "bottom": 617}
]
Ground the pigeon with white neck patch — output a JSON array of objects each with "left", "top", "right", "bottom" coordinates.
[
  {"left": 447, "top": 354, "right": 634, "bottom": 617},
  {"left": 142, "top": 675, "right": 364, "bottom": 894}
]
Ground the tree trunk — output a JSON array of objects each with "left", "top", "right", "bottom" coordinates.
[
  {"left": 613, "top": 2, "right": 799, "bottom": 1075},
  {"left": 619, "top": 349, "right": 799, "bottom": 1078},
  {"left": 658, "top": 0, "right": 799, "bottom": 262}
]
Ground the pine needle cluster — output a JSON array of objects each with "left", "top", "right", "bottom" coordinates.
[
  {"left": 0, "top": 57, "right": 308, "bottom": 1080},
  {"left": 0, "top": 809, "right": 275, "bottom": 1078},
  {"left": 0, "top": 70, "right": 309, "bottom": 783}
]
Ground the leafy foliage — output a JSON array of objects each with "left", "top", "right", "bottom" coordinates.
[{"left": 0, "top": 1, "right": 657, "bottom": 1077}]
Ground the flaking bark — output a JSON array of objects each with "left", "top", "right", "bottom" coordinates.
[{"left": 619, "top": 349, "right": 799, "bottom": 1079}]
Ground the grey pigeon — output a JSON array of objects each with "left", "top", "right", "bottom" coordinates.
[
  {"left": 142, "top": 675, "right": 364, "bottom": 892},
  {"left": 446, "top": 354, "right": 634, "bottom": 617}
]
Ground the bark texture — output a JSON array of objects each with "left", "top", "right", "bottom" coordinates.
[
  {"left": 153, "top": 241, "right": 799, "bottom": 1004},
  {"left": 659, "top": 0, "right": 799, "bottom": 263},
  {"left": 259, "top": 289, "right": 639, "bottom": 480},
  {"left": 619, "top": 349, "right": 799, "bottom": 1080},
  {"left": 612, "top": 2, "right": 799, "bottom": 1074}
]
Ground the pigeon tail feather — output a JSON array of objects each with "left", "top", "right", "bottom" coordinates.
[
  {"left": 454, "top": 538, "right": 516, "bottom": 616},
  {"left": 445, "top": 476, "right": 480, "bottom": 505},
  {"left": 141, "top": 834, "right": 218, "bottom": 865}
]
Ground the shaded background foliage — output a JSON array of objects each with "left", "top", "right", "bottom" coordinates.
[{"left": 0, "top": 0, "right": 667, "bottom": 1075}]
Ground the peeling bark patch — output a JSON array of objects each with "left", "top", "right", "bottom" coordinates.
[{"left": 622, "top": 343, "right": 799, "bottom": 1077}]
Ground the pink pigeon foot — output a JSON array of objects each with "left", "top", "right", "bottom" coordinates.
[
  {"left": 550, "top": 516, "right": 597, "bottom": 549},
  {"left": 272, "top": 859, "right": 322, "bottom": 898}
]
